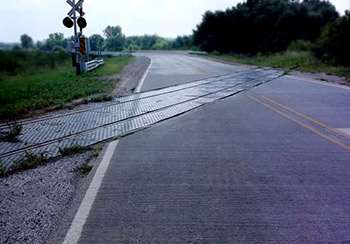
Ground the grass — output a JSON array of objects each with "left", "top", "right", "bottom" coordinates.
[
  {"left": 0, "top": 55, "right": 133, "bottom": 121},
  {"left": 59, "top": 143, "right": 92, "bottom": 156},
  {"left": 210, "top": 51, "right": 350, "bottom": 79}
]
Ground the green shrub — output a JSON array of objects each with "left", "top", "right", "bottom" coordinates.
[
  {"left": 287, "top": 40, "right": 313, "bottom": 52},
  {"left": 314, "top": 11, "right": 350, "bottom": 65}
]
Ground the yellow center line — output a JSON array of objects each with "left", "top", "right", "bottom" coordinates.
[
  {"left": 247, "top": 94, "right": 350, "bottom": 152},
  {"left": 258, "top": 95, "right": 350, "bottom": 139}
]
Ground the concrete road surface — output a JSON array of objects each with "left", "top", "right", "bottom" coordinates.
[
  {"left": 58, "top": 52, "right": 350, "bottom": 243},
  {"left": 135, "top": 51, "right": 248, "bottom": 91}
]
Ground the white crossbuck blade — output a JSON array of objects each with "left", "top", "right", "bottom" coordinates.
[{"left": 66, "top": 0, "right": 85, "bottom": 17}]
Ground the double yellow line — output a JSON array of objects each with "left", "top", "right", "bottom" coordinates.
[{"left": 247, "top": 94, "right": 350, "bottom": 152}]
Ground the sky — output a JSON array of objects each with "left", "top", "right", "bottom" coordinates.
[{"left": 0, "top": 0, "right": 349, "bottom": 43}]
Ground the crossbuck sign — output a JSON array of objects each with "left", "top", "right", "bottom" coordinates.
[{"left": 66, "top": 0, "right": 85, "bottom": 17}]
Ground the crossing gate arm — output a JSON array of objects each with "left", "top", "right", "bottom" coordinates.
[{"left": 84, "top": 59, "right": 104, "bottom": 72}]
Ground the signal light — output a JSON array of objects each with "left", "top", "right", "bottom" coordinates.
[
  {"left": 63, "top": 17, "right": 74, "bottom": 28},
  {"left": 77, "top": 17, "right": 87, "bottom": 29}
]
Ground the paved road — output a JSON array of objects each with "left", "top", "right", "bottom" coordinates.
[
  {"left": 135, "top": 51, "right": 247, "bottom": 91},
  {"left": 59, "top": 53, "right": 350, "bottom": 243}
]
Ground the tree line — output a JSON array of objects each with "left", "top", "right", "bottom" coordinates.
[
  {"left": 12, "top": 26, "right": 193, "bottom": 53},
  {"left": 88, "top": 26, "right": 195, "bottom": 51},
  {"left": 193, "top": 0, "right": 350, "bottom": 65}
]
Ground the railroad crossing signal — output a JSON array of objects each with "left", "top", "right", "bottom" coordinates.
[
  {"left": 63, "top": 0, "right": 91, "bottom": 75},
  {"left": 63, "top": 0, "right": 87, "bottom": 30},
  {"left": 66, "top": 0, "right": 85, "bottom": 17}
]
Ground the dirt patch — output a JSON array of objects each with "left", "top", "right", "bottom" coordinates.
[
  {"left": 197, "top": 55, "right": 258, "bottom": 70},
  {"left": 108, "top": 56, "right": 150, "bottom": 97},
  {"left": 0, "top": 152, "right": 93, "bottom": 244},
  {"left": 289, "top": 70, "right": 350, "bottom": 86}
]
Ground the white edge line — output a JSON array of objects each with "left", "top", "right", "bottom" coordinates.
[
  {"left": 62, "top": 140, "right": 119, "bottom": 244},
  {"left": 135, "top": 58, "right": 153, "bottom": 93},
  {"left": 285, "top": 75, "right": 350, "bottom": 91}
]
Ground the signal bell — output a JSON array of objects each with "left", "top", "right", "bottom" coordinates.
[
  {"left": 63, "top": 17, "right": 74, "bottom": 28},
  {"left": 77, "top": 17, "right": 87, "bottom": 29}
]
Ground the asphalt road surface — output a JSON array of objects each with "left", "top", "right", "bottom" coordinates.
[{"left": 58, "top": 52, "right": 350, "bottom": 243}]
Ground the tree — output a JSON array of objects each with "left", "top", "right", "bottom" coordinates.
[
  {"left": 104, "top": 37, "right": 125, "bottom": 51},
  {"left": 314, "top": 10, "right": 350, "bottom": 65},
  {"left": 20, "top": 34, "right": 34, "bottom": 49},
  {"left": 172, "top": 35, "right": 194, "bottom": 50},
  {"left": 89, "top": 34, "right": 104, "bottom": 51},
  {"left": 103, "top": 26, "right": 123, "bottom": 39},
  {"left": 103, "top": 26, "right": 126, "bottom": 51},
  {"left": 41, "top": 33, "right": 65, "bottom": 51}
]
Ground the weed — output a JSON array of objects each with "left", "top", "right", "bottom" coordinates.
[
  {"left": 283, "top": 70, "right": 291, "bottom": 76},
  {"left": 131, "top": 88, "right": 136, "bottom": 93},
  {"left": 59, "top": 143, "right": 92, "bottom": 156},
  {"left": 93, "top": 151, "right": 100, "bottom": 158},
  {"left": 71, "top": 164, "right": 93, "bottom": 177},
  {"left": 13, "top": 151, "right": 51, "bottom": 171},
  {"left": 0, "top": 156, "right": 9, "bottom": 178},
  {"left": 90, "top": 94, "right": 113, "bottom": 103},
  {"left": 8, "top": 121, "right": 22, "bottom": 136},
  {"left": 83, "top": 97, "right": 89, "bottom": 104},
  {"left": 0, "top": 121, "right": 23, "bottom": 142}
]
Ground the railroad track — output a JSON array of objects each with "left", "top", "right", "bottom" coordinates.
[{"left": 0, "top": 68, "right": 283, "bottom": 168}]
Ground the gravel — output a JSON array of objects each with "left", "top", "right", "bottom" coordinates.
[
  {"left": 0, "top": 152, "right": 92, "bottom": 244},
  {"left": 0, "top": 55, "right": 150, "bottom": 244}
]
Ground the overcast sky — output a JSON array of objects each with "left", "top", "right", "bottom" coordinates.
[{"left": 0, "top": 0, "right": 348, "bottom": 43}]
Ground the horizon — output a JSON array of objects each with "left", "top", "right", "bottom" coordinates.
[{"left": 0, "top": 0, "right": 348, "bottom": 43}]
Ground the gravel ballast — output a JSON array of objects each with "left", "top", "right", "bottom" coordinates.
[{"left": 0, "top": 152, "right": 92, "bottom": 244}]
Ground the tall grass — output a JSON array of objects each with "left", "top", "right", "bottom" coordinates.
[
  {"left": 0, "top": 50, "right": 68, "bottom": 79},
  {"left": 210, "top": 51, "right": 350, "bottom": 78},
  {"left": 0, "top": 51, "right": 132, "bottom": 121}
]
